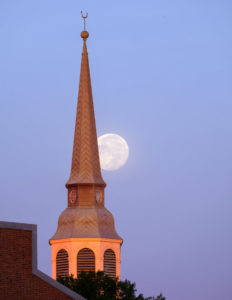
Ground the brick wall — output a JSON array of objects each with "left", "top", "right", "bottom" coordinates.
[{"left": 0, "top": 222, "right": 85, "bottom": 300}]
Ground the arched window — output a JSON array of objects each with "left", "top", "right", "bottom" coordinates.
[
  {"left": 77, "top": 248, "right": 95, "bottom": 275},
  {"left": 104, "top": 249, "right": 116, "bottom": 278},
  {"left": 56, "top": 249, "right": 69, "bottom": 279}
]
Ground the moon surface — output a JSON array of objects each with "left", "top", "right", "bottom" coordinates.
[{"left": 98, "top": 134, "right": 129, "bottom": 171}]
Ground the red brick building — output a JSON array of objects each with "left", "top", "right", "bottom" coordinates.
[{"left": 0, "top": 221, "right": 85, "bottom": 300}]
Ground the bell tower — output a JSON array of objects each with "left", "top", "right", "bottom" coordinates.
[{"left": 49, "top": 15, "right": 122, "bottom": 280}]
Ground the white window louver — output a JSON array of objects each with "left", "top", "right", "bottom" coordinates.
[
  {"left": 77, "top": 248, "right": 95, "bottom": 275},
  {"left": 56, "top": 249, "right": 69, "bottom": 279},
  {"left": 104, "top": 249, "right": 116, "bottom": 278}
]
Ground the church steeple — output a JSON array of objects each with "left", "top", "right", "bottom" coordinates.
[
  {"left": 66, "top": 26, "right": 105, "bottom": 187},
  {"left": 50, "top": 16, "right": 122, "bottom": 280}
]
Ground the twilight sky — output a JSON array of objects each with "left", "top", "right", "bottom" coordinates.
[{"left": 0, "top": 1, "right": 232, "bottom": 299}]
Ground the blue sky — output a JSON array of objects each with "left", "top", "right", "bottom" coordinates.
[{"left": 0, "top": 1, "right": 232, "bottom": 299}]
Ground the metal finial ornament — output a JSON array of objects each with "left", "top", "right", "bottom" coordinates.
[{"left": 81, "top": 11, "right": 88, "bottom": 31}]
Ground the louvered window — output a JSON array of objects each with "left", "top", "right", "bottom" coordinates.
[
  {"left": 77, "top": 248, "right": 95, "bottom": 275},
  {"left": 104, "top": 249, "right": 116, "bottom": 278},
  {"left": 56, "top": 249, "right": 69, "bottom": 279}
]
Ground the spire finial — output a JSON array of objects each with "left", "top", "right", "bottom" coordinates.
[
  {"left": 80, "top": 11, "right": 89, "bottom": 40},
  {"left": 81, "top": 11, "right": 88, "bottom": 31}
]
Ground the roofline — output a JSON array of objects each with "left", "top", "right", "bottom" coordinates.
[{"left": 0, "top": 221, "right": 86, "bottom": 300}]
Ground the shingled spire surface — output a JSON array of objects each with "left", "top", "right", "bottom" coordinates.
[{"left": 66, "top": 31, "right": 105, "bottom": 187}]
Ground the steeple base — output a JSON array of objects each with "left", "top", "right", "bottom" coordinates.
[{"left": 50, "top": 237, "right": 122, "bottom": 280}]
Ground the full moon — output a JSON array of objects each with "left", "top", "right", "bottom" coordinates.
[{"left": 98, "top": 134, "right": 129, "bottom": 171}]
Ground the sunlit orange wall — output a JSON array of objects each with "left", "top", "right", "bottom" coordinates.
[{"left": 50, "top": 238, "right": 122, "bottom": 279}]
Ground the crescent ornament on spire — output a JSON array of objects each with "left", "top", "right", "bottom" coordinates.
[{"left": 81, "top": 11, "right": 88, "bottom": 31}]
